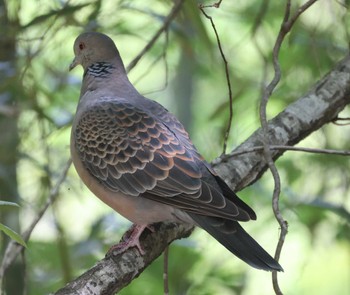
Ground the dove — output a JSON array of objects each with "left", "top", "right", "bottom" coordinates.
[{"left": 69, "top": 32, "right": 283, "bottom": 272}]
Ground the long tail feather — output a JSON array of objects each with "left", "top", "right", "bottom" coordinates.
[{"left": 189, "top": 213, "right": 283, "bottom": 272}]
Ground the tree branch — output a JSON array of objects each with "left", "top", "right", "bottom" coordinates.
[
  {"left": 54, "top": 54, "right": 350, "bottom": 294},
  {"left": 199, "top": 3, "right": 234, "bottom": 155},
  {"left": 0, "top": 159, "right": 72, "bottom": 284},
  {"left": 213, "top": 55, "right": 350, "bottom": 190},
  {"left": 126, "top": 0, "right": 185, "bottom": 73},
  {"left": 54, "top": 223, "right": 193, "bottom": 295}
]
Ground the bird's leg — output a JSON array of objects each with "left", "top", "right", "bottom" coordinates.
[{"left": 107, "top": 224, "right": 153, "bottom": 256}]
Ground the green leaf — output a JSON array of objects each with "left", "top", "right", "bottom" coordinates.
[
  {"left": 0, "top": 201, "right": 20, "bottom": 208},
  {"left": 0, "top": 223, "right": 27, "bottom": 248}
]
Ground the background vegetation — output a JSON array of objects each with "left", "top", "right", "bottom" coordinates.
[{"left": 0, "top": 0, "right": 349, "bottom": 294}]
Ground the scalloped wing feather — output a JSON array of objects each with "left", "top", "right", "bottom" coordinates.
[{"left": 74, "top": 99, "right": 253, "bottom": 221}]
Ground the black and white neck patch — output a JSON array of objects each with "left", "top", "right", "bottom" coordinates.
[{"left": 85, "top": 62, "right": 115, "bottom": 78}]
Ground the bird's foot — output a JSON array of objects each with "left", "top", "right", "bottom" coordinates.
[{"left": 107, "top": 224, "right": 153, "bottom": 256}]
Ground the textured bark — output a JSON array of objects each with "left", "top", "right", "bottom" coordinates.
[
  {"left": 54, "top": 223, "right": 193, "bottom": 295},
  {"left": 213, "top": 55, "right": 350, "bottom": 191},
  {"left": 54, "top": 55, "right": 350, "bottom": 295}
]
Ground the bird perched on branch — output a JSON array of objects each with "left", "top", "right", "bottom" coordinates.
[{"left": 69, "top": 32, "right": 283, "bottom": 272}]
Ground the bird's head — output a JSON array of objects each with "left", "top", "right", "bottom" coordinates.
[{"left": 69, "top": 32, "right": 121, "bottom": 71}]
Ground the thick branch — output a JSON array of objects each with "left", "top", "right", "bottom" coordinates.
[
  {"left": 54, "top": 223, "right": 193, "bottom": 295},
  {"left": 213, "top": 55, "right": 350, "bottom": 191},
  {"left": 54, "top": 55, "right": 350, "bottom": 294}
]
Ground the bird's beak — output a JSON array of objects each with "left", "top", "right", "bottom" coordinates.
[{"left": 69, "top": 57, "right": 78, "bottom": 71}]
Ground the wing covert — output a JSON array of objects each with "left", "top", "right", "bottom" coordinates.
[
  {"left": 74, "top": 100, "right": 202, "bottom": 197},
  {"left": 74, "top": 99, "right": 251, "bottom": 221}
]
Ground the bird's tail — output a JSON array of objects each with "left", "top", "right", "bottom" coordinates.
[{"left": 188, "top": 213, "right": 283, "bottom": 272}]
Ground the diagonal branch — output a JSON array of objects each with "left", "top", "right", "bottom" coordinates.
[
  {"left": 213, "top": 54, "right": 350, "bottom": 189},
  {"left": 55, "top": 223, "right": 194, "bottom": 295},
  {"left": 0, "top": 159, "right": 72, "bottom": 282},
  {"left": 126, "top": 0, "right": 185, "bottom": 73},
  {"left": 54, "top": 54, "right": 350, "bottom": 295}
]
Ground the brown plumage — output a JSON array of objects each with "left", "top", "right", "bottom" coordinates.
[{"left": 70, "top": 32, "right": 283, "bottom": 271}]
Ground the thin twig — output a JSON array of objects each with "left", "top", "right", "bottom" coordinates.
[
  {"left": 199, "top": 4, "right": 234, "bottom": 155},
  {"left": 259, "top": 1, "right": 318, "bottom": 294},
  {"left": 134, "top": 30, "right": 170, "bottom": 95},
  {"left": 200, "top": 0, "right": 223, "bottom": 9},
  {"left": 214, "top": 145, "right": 350, "bottom": 163},
  {"left": 332, "top": 116, "right": 350, "bottom": 126},
  {"left": 259, "top": 3, "right": 291, "bottom": 294},
  {"left": 268, "top": 145, "right": 350, "bottom": 156},
  {"left": 0, "top": 159, "right": 72, "bottom": 281},
  {"left": 126, "top": 0, "right": 185, "bottom": 73}
]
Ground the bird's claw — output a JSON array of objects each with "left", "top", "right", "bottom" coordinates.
[{"left": 106, "top": 224, "right": 153, "bottom": 256}]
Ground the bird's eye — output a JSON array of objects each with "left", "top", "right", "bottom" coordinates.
[{"left": 79, "top": 42, "right": 85, "bottom": 50}]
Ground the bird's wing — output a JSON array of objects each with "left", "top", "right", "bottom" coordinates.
[{"left": 74, "top": 99, "right": 253, "bottom": 221}]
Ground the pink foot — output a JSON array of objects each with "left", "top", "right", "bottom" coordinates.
[{"left": 107, "top": 224, "right": 153, "bottom": 256}]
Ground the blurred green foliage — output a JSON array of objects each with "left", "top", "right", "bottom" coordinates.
[
  {"left": 0, "top": 0, "right": 349, "bottom": 294},
  {"left": 0, "top": 201, "right": 26, "bottom": 247}
]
